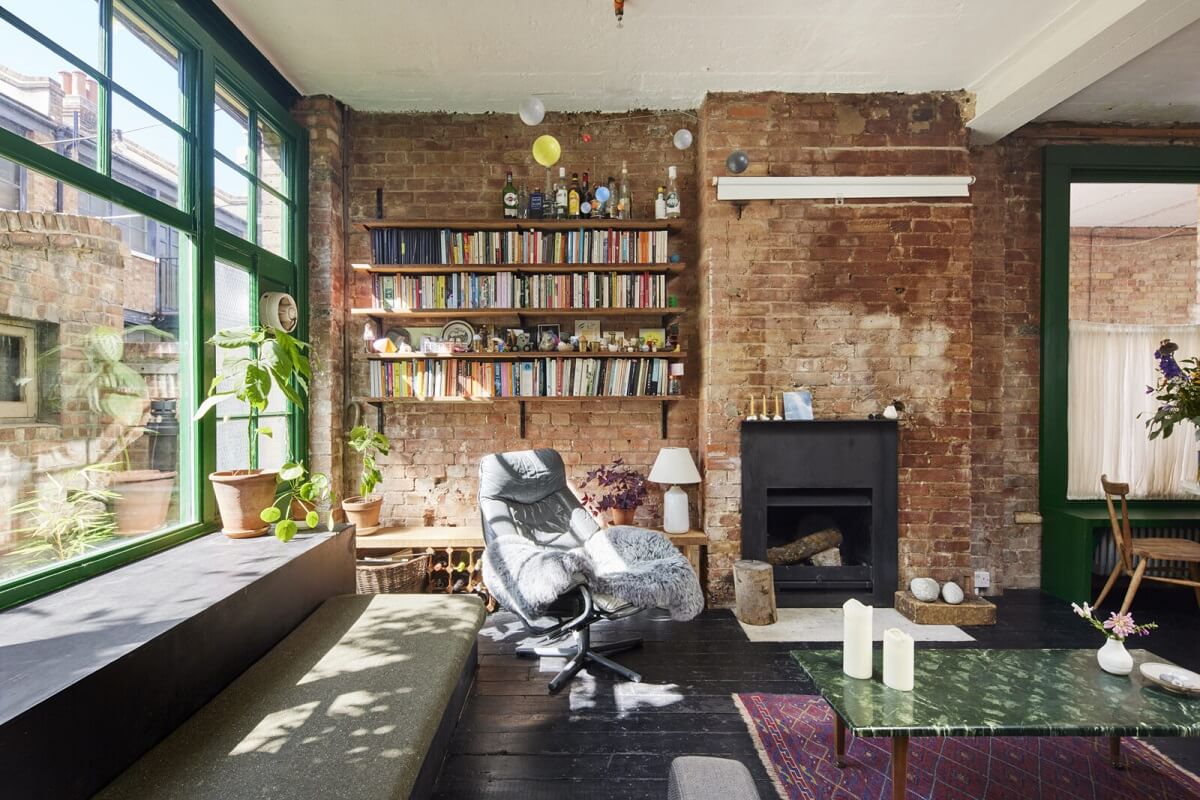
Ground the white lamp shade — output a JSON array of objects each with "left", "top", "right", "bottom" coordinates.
[{"left": 649, "top": 447, "right": 701, "bottom": 485}]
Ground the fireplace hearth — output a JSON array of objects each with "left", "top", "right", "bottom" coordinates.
[{"left": 741, "top": 420, "right": 898, "bottom": 606}]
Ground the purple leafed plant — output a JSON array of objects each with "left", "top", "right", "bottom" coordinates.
[
  {"left": 1144, "top": 338, "right": 1200, "bottom": 441},
  {"left": 580, "top": 458, "right": 649, "bottom": 513}
]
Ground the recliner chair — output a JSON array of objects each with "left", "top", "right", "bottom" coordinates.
[{"left": 478, "top": 449, "right": 646, "bottom": 692}]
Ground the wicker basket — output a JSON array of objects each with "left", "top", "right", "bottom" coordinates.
[{"left": 356, "top": 553, "right": 429, "bottom": 594}]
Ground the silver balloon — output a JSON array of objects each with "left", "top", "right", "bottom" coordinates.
[
  {"left": 519, "top": 96, "right": 546, "bottom": 126},
  {"left": 726, "top": 149, "right": 750, "bottom": 174},
  {"left": 673, "top": 128, "right": 693, "bottom": 150}
]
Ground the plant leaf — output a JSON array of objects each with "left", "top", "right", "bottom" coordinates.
[
  {"left": 275, "top": 519, "right": 298, "bottom": 542},
  {"left": 193, "top": 391, "right": 235, "bottom": 421},
  {"left": 279, "top": 462, "right": 306, "bottom": 481},
  {"left": 305, "top": 511, "right": 319, "bottom": 528},
  {"left": 260, "top": 506, "right": 282, "bottom": 523}
]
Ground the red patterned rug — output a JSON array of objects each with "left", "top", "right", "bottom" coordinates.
[{"left": 735, "top": 693, "right": 1200, "bottom": 800}]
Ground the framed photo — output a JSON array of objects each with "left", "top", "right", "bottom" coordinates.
[
  {"left": 783, "top": 390, "right": 814, "bottom": 421},
  {"left": 575, "top": 319, "right": 601, "bottom": 343},
  {"left": 536, "top": 323, "right": 561, "bottom": 351},
  {"left": 639, "top": 327, "right": 666, "bottom": 349}
]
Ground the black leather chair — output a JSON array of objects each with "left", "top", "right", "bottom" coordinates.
[{"left": 478, "top": 449, "right": 645, "bottom": 692}]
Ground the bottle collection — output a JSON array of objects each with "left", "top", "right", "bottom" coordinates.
[{"left": 504, "top": 162, "right": 682, "bottom": 221}]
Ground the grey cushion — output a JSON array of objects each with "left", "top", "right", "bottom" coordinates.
[
  {"left": 97, "top": 593, "right": 486, "bottom": 800},
  {"left": 479, "top": 449, "right": 599, "bottom": 552},
  {"left": 667, "top": 756, "right": 762, "bottom": 800}
]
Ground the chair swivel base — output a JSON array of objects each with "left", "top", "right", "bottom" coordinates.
[{"left": 517, "top": 629, "right": 643, "bottom": 692}]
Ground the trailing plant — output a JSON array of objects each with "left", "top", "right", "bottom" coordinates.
[
  {"left": 348, "top": 425, "right": 390, "bottom": 497},
  {"left": 259, "top": 462, "right": 333, "bottom": 542},
  {"left": 12, "top": 463, "right": 119, "bottom": 562},
  {"left": 580, "top": 458, "right": 649, "bottom": 514},
  {"left": 193, "top": 325, "right": 311, "bottom": 468}
]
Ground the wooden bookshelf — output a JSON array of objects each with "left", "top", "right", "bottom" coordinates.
[
  {"left": 352, "top": 262, "right": 685, "bottom": 275},
  {"left": 356, "top": 218, "right": 686, "bottom": 232},
  {"left": 351, "top": 307, "right": 684, "bottom": 321},
  {"left": 365, "top": 351, "right": 688, "bottom": 361},
  {"left": 355, "top": 395, "right": 685, "bottom": 404}
]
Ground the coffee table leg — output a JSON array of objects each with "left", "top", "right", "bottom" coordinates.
[
  {"left": 892, "top": 735, "right": 909, "bottom": 800},
  {"left": 834, "top": 714, "right": 846, "bottom": 767},
  {"left": 1109, "top": 735, "right": 1123, "bottom": 769}
]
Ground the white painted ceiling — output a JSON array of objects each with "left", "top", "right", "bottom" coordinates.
[
  {"left": 1071, "top": 183, "right": 1200, "bottom": 228},
  {"left": 1040, "top": 19, "right": 1200, "bottom": 125},
  {"left": 214, "top": 0, "right": 1083, "bottom": 113}
]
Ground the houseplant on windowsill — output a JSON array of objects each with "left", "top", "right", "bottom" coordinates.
[
  {"left": 344, "top": 424, "right": 390, "bottom": 533},
  {"left": 580, "top": 458, "right": 649, "bottom": 526},
  {"left": 192, "top": 324, "right": 316, "bottom": 540},
  {"left": 12, "top": 463, "right": 119, "bottom": 564},
  {"left": 1146, "top": 339, "right": 1200, "bottom": 480},
  {"left": 1072, "top": 602, "right": 1157, "bottom": 675}
]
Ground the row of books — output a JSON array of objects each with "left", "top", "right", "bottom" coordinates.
[
  {"left": 371, "top": 272, "right": 669, "bottom": 311},
  {"left": 367, "top": 357, "right": 677, "bottom": 399},
  {"left": 370, "top": 228, "right": 671, "bottom": 265}
]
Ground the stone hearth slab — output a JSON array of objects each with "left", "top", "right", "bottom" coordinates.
[{"left": 894, "top": 590, "right": 996, "bottom": 626}]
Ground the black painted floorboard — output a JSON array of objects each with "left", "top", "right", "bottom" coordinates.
[{"left": 432, "top": 587, "right": 1200, "bottom": 799}]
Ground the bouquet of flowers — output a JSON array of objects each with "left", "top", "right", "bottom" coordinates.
[
  {"left": 1071, "top": 602, "right": 1157, "bottom": 641},
  {"left": 1145, "top": 339, "right": 1200, "bottom": 441}
]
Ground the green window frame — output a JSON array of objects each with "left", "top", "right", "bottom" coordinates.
[
  {"left": 0, "top": 0, "right": 308, "bottom": 611},
  {"left": 1040, "top": 145, "right": 1200, "bottom": 514}
]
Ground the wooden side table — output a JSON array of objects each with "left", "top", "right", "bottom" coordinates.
[{"left": 663, "top": 529, "right": 707, "bottom": 578}]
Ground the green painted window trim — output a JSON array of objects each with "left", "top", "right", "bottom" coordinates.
[
  {"left": 0, "top": 0, "right": 308, "bottom": 611},
  {"left": 1040, "top": 145, "right": 1200, "bottom": 517}
]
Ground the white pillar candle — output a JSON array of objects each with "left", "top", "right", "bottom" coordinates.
[
  {"left": 842, "top": 598, "right": 873, "bottom": 679},
  {"left": 882, "top": 627, "right": 915, "bottom": 691}
]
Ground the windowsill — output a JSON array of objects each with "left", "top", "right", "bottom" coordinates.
[{"left": 0, "top": 525, "right": 352, "bottom": 728}]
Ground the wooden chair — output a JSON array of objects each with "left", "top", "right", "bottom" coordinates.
[{"left": 1095, "top": 475, "right": 1200, "bottom": 613}]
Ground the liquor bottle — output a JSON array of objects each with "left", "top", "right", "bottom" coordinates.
[
  {"left": 617, "top": 161, "right": 632, "bottom": 219},
  {"left": 529, "top": 183, "right": 544, "bottom": 219},
  {"left": 654, "top": 186, "right": 667, "bottom": 220},
  {"left": 518, "top": 182, "right": 529, "bottom": 219},
  {"left": 605, "top": 176, "right": 617, "bottom": 218},
  {"left": 555, "top": 167, "right": 568, "bottom": 219},
  {"left": 502, "top": 170, "right": 518, "bottom": 218},
  {"left": 580, "top": 171, "right": 592, "bottom": 217},
  {"left": 568, "top": 173, "right": 581, "bottom": 218},
  {"left": 665, "top": 165, "right": 681, "bottom": 219}
]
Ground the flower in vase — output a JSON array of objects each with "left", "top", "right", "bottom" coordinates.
[{"left": 1072, "top": 603, "right": 1157, "bottom": 641}]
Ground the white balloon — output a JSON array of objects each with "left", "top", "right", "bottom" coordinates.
[
  {"left": 519, "top": 96, "right": 546, "bottom": 126},
  {"left": 673, "top": 128, "right": 693, "bottom": 150}
]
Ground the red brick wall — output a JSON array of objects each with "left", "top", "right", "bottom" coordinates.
[{"left": 1069, "top": 226, "right": 1199, "bottom": 324}]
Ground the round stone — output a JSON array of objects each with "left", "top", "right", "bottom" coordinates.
[
  {"left": 910, "top": 577, "right": 939, "bottom": 602},
  {"left": 942, "top": 581, "right": 965, "bottom": 605}
]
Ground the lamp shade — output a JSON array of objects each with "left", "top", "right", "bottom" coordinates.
[{"left": 649, "top": 447, "right": 701, "bottom": 485}]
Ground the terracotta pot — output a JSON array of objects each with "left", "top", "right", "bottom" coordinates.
[
  {"left": 111, "top": 470, "right": 177, "bottom": 536},
  {"left": 610, "top": 506, "right": 637, "bottom": 526},
  {"left": 343, "top": 495, "right": 383, "bottom": 533},
  {"left": 209, "top": 470, "right": 278, "bottom": 538}
]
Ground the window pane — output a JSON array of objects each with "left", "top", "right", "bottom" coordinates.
[
  {"left": 214, "top": 87, "right": 248, "bottom": 168},
  {"left": 112, "top": 3, "right": 183, "bottom": 127},
  {"left": 111, "top": 90, "right": 181, "bottom": 205},
  {"left": 0, "top": 18, "right": 102, "bottom": 172},
  {"left": 214, "top": 158, "right": 249, "bottom": 238},
  {"left": 0, "top": 162, "right": 192, "bottom": 582},
  {"left": 0, "top": 328, "right": 29, "bottom": 402},
  {"left": 0, "top": 156, "right": 20, "bottom": 209},
  {"left": 214, "top": 259, "right": 251, "bottom": 418},
  {"left": 257, "top": 185, "right": 286, "bottom": 257},
  {"left": 0, "top": 0, "right": 102, "bottom": 68},
  {"left": 215, "top": 419, "right": 248, "bottom": 472},
  {"left": 257, "top": 119, "right": 286, "bottom": 195},
  {"left": 256, "top": 415, "right": 289, "bottom": 471}
]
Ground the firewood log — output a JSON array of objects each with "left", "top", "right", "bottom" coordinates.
[{"left": 766, "top": 528, "right": 843, "bottom": 566}]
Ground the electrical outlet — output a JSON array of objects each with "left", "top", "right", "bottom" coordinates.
[{"left": 974, "top": 570, "right": 991, "bottom": 590}]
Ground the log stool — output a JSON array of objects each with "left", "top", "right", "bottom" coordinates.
[{"left": 733, "top": 559, "right": 777, "bottom": 625}]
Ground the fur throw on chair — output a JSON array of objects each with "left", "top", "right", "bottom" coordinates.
[{"left": 483, "top": 526, "right": 705, "bottom": 624}]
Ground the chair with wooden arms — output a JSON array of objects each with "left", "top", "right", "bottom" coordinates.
[{"left": 1095, "top": 474, "right": 1200, "bottom": 613}]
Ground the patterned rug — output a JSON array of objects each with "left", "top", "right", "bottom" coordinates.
[{"left": 735, "top": 693, "right": 1200, "bottom": 800}]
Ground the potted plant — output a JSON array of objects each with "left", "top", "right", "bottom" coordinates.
[
  {"left": 580, "top": 458, "right": 649, "bottom": 526},
  {"left": 12, "top": 463, "right": 118, "bottom": 563},
  {"left": 193, "top": 325, "right": 312, "bottom": 539},
  {"left": 344, "top": 424, "right": 390, "bottom": 532},
  {"left": 261, "top": 462, "right": 334, "bottom": 542}
]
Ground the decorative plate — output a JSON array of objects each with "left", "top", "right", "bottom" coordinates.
[
  {"left": 440, "top": 320, "right": 476, "bottom": 347},
  {"left": 1140, "top": 662, "right": 1200, "bottom": 696}
]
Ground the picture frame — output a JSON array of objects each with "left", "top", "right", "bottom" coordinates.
[
  {"left": 639, "top": 327, "right": 667, "bottom": 349},
  {"left": 537, "top": 323, "right": 561, "bottom": 351},
  {"left": 575, "top": 319, "right": 601, "bottom": 343},
  {"left": 783, "top": 390, "right": 814, "bottom": 421}
]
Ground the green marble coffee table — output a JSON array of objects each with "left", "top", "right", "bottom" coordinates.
[{"left": 792, "top": 648, "right": 1200, "bottom": 800}]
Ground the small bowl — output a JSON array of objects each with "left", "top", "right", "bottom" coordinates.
[{"left": 1140, "top": 662, "right": 1200, "bottom": 697}]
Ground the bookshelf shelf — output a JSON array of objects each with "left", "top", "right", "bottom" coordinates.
[
  {"left": 365, "top": 351, "right": 688, "bottom": 361},
  {"left": 351, "top": 307, "right": 684, "bottom": 321},
  {"left": 353, "top": 262, "right": 685, "bottom": 275},
  {"left": 356, "top": 218, "right": 686, "bottom": 232},
  {"left": 355, "top": 395, "right": 685, "bottom": 404}
]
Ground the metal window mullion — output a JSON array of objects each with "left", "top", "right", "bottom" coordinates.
[
  {"left": 214, "top": 152, "right": 255, "bottom": 183},
  {"left": 247, "top": 105, "right": 259, "bottom": 248},
  {"left": 0, "top": 8, "right": 106, "bottom": 82},
  {"left": 98, "top": 0, "right": 114, "bottom": 177}
]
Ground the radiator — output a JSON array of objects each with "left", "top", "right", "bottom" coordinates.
[{"left": 1092, "top": 526, "right": 1200, "bottom": 578}]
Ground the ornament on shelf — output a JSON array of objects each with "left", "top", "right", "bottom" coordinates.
[
  {"left": 532, "top": 135, "right": 561, "bottom": 167},
  {"left": 614, "top": 0, "right": 625, "bottom": 27},
  {"left": 519, "top": 96, "right": 546, "bottom": 126},
  {"left": 582, "top": 132, "right": 592, "bottom": 143},
  {"left": 362, "top": 320, "right": 378, "bottom": 353},
  {"left": 772, "top": 394, "right": 783, "bottom": 421},
  {"left": 372, "top": 337, "right": 398, "bottom": 354},
  {"left": 673, "top": 128, "right": 693, "bottom": 150},
  {"left": 594, "top": 185, "right": 611, "bottom": 204},
  {"left": 746, "top": 395, "right": 758, "bottom": 421},
  {"left": 726, "top": 149, "right": 750, "bottom": 174}
]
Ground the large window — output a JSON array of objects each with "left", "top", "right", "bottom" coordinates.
[{"left": 0, "top": 0, "right": 305, "bottom": 608}]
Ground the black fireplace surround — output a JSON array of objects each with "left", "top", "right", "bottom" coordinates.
[{"left": 741, "top": 420, "right": 898, "bottom": 606}]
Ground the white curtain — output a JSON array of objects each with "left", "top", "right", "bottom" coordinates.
[{"left": 1068, "top": 321, "right": 1200, "bottom": 499}]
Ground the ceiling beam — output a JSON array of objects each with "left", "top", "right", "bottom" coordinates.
[{"left": 967, "top": 0, "right": 1200, "bottom": 144}]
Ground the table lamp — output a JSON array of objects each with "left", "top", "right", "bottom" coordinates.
[{"left": 649, "top": 447, "right": 701, "bottom": 534}]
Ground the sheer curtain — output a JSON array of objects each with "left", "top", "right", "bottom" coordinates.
[{"left": 1068, "top": 321, "right": 1200, "bottom": 499}]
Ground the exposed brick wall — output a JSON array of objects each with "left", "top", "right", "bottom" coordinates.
[
  {"left": 1069, "top": 226, "right": 1199, "bottom": 325},
  {"left": 338, "top": 109, "right": 701, "bottom": 527}
]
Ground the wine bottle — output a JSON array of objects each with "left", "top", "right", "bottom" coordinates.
[
  {"left": 654, "top": 185, "right": 667, "bottom": 220},
  {"left": 568, "top": 173, "right": 581, "bottom": 218},
  {"left": 518, "top": 182, "right": 529, "bottom": 219},
  {"left": 502, "top": 170, "right": 518, "bottom": 218},
  {"left": 605, "top": 176, "right": 617, "bottom": 218},
  {"left": 617, "top": 161, "right": 632, "bottom": 219},
  {"left": 665, "top": 165, "right": 681, "bottom": 218},
  {"left": 555, "top": 167, "right": 568, "bottom": 219}
]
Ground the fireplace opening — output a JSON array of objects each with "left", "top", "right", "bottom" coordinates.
[{"left": 766, "top": 492, "right": 874, "bottom": 591}]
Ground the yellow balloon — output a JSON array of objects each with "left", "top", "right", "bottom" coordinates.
[{"left": 532, "top": 135, "right": 561, "bottom": 167}]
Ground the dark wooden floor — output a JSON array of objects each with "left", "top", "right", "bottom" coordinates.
[{"left": 432, "top": 586, "right": 1200, "bottom": 799}]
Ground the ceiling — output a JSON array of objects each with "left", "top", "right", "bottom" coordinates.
[
  {"left": 1039, "top": 18, "right": 1200, "bottom": 125},
  {"left": 214, "top": 0, "right": 1082, "bottom": 113},
  {"left": 1070, "top": 182, "right": 1200, "bottom": 228}
]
